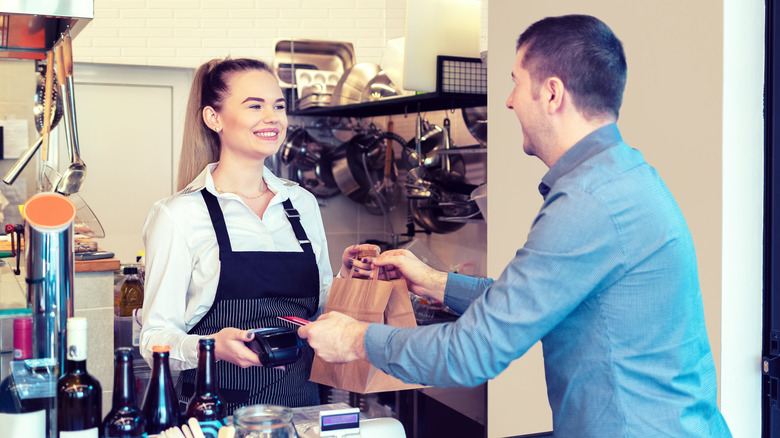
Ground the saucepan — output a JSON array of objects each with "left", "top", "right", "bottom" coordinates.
[
  {"left": 331, "top": 128, "right": 405, "bottom": 214},
  {"left": 281, "top": 127, "right": 341, "bottom": 198},
  {"left": 406, "top": 118, "right": 479, "bottom": 233}
]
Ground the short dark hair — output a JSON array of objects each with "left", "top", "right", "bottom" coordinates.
[{"left": 517, "top": 15, "right": 627, "bottom": 120}]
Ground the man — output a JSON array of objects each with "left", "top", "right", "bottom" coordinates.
[{"left": 299, "top": 14, "right": 732, "bottom": 437}]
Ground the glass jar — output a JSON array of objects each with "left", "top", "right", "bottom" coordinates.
[{"left": 233, "top": 405, "right": 296, "bottom": 438}]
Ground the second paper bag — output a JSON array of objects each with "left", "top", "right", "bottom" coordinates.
[{"left": 309, "top": 274, "right": 424, "bottom": 393}]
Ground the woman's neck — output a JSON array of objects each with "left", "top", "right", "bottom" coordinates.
[{"left": 211, "top": 159, "right": 268, "bottom": 198}]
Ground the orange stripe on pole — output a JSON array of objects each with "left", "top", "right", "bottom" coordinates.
[{"left": 23, "top": 193, "right": 76, "bottom": 230}]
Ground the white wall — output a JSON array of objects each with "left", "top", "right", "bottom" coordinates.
[
  {"left": 73, "top": 0, "right": 408, "bottom": 68},
  {"left": 721, "top": 0, "right": 764, "bottom": 436}
]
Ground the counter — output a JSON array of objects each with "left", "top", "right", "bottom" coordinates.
[{"left": 0, "top": 256, "right": 119, "bottom": 415}]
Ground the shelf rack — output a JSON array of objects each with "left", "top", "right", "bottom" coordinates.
[{"left": 288, "top": 92, "right": 486, "bottom": 118}]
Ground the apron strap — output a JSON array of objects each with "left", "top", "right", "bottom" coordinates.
[
  {"left": 282, "top": 199, "right": 313, "bottom": 254},
  {"left": 201, "top": 189, "right": 232, "bottom": 253}
]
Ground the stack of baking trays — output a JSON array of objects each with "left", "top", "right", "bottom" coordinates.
[{"left": 273, "top": 39, "right": 355, "bottom": 111}]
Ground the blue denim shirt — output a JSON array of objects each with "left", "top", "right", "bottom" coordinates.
[{"left": 365, "top": 124, "right": 731, "bottom": 437}]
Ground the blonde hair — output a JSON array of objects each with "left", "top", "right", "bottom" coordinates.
[{"left": 176, "top": 58, "right": 275, "bottom": 191}]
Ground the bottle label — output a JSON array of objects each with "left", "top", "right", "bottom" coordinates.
[
  {"left": 0, "top": 410, "right": 46, "bottom": 438},
  {"left": 132, "top": 308, "right": 143, "bottom": 347},
  {"left": 198, "top": 419, "right": 226, "bottom": 438},
  {"left": 60, "top": 428, "right": 99, "bottom": 438},
  {"left": 12, "top": 359, "right": 57, "bottom": 399}
]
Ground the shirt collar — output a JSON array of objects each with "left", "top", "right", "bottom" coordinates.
[
  {"left": 538, "top": 123, "right": 623, "bottom": 197},
  {"left": 180, "top": 162, "right": 298, "bottom": 201}
]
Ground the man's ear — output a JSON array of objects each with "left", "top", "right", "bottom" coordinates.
[
  {"left": 202, "top": 106, "right": 221, "bottom": 133},
  {"left": 545, "top": 77, "right": 565, "bottom": 113}
]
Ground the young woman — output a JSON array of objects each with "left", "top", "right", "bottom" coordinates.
[{"left": 139, "top": 57, "right": 372, "bottom": 412}]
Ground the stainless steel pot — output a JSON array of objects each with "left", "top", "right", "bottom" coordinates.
[
  {"left": 461, "top": 106, "right": 487, "bottom": 146},
  {"left": 331, "top": 132, "right": 388, "bottom": 204},
  {"left": 281, "top": 128, "right": 341, "bottom": 198}
]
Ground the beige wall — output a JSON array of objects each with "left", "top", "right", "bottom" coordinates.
[{"left": 487, "top": 1, "right": 725, "bottom": 436}]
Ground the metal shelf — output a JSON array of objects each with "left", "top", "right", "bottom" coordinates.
[{"left": 288, "top": 92, "right": 486, "bottom": 118}]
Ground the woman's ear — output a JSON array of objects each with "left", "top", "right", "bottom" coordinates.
[{"left": 202, "top": 106, "right": 221, "bottom": 134}]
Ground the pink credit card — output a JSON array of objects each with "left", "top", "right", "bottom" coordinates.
[{"left": 278, "top": 316, "right": 310, "bottom": 326}]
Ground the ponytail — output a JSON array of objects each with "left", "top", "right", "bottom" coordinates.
[{"left": 176, "top": 57, "right": 274, "bottom": 191}]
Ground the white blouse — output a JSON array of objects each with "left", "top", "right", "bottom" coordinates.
[{"left": 139, "top": 163, "right": 333, "bottom": 370}]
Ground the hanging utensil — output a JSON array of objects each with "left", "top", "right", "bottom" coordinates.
[
  {"left": 365, "top": 121, "right": 404, "bottom": 214},
  {"left": 54, "top": 31, "right": 88, "bottom": 195},
  {"left": 41, "top": 49, "right": 55, "bottom": 161},
  {"left": 406, "top": 117, "right": 478, "bottom": 234},
  {"left": 2, "top": 54, "right": 64, "bottom": 186}
]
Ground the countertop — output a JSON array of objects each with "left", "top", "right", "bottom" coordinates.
[{"left": 75, "top": 257, "right": 120, "bottom": 273}]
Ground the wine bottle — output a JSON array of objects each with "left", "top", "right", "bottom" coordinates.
[
  {"left": 0, "top": 317, "right": 48, "bottom": 438},
  {"left": 57, "top": 316, "right": 103, "bottom": 437},
  {"left": 103, "top": 348, "right": 147, "bottom": 438},
  {"left": 142, "top": 345, "right": 180, "bottom": 435},
  {"left": 185, "top": 338, "right": 225, "bottom": 437}
]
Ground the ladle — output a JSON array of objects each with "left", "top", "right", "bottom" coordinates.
[
  {"left": 2, "top": 51, "right": 64, "bottom": 185},
  {"left": 54, "top": 31, "right": 87, "bottom": 195}
]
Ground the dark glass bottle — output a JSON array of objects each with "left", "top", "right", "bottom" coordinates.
[
  {"left": 0, "top": 316, "right": 49, "bottom": 438},
  {"left": 103, "top": 348, "right": 146, "bottom": 438},
  {"left": 185, "top": 338, "right": 225, "bottom": 438},
  {"left": 57, "top": 316, "right": 103, "bottom": 437},
  {"left": 142, "top": 345, "right": 180, "bottom": 435}
]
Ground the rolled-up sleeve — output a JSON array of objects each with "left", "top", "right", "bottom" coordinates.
[{"left": 364, "top": 188, "right": 621, "bottom": 388}]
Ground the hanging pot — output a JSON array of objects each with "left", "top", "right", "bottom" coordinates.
[
  {"left": 407, "top": 118, "right": 477, "bottom": 234},
  {"left": 461, "top": 106, "right": 487, "bottom": 146},
  {"left": 402, "top": 122, "right": 443, "bottom": 170},
  {"left": 281, "top": 128, "right": 341, "bottom": 198},
  {"left": 287, "top": 146, "right": 341, "bottom": 198},
  {"left": 280, "top": 128, "right": 320, "bottom": 170},
  {"left": 331, "top": 131, "right": 393, "bottom": 204}
]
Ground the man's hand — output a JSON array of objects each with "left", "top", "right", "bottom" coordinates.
[
  {"left": 298, "top": 312, "right": 370, "bottom": 363},
  {"left": 372, "top": 249, "right": 448, "bottom": 303},
  {"left": 209, "top": 327, "right": 262, "bottom": 368}
]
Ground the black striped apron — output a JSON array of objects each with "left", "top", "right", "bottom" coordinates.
[{"left": 176, "top": 190, "right": 320, "bottom": 414}]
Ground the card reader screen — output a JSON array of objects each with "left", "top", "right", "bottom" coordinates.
[{"left": 322, "top": 412, "right": 359, "bottom": 431}]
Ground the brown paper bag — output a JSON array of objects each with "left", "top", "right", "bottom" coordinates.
[{"left": 309, "top": 270, "right": 424, "bottom": 393}]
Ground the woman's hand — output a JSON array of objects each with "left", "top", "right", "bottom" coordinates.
[
  {"left": 208, "top": 328, "right": 262, "bottom": 368},
  {"left": 339, "top": 243, "right": 381, "bottom": 279}
]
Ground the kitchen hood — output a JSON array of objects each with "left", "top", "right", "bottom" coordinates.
[{"left": 0, "top": 0, "right": 93, "bottom": 60}]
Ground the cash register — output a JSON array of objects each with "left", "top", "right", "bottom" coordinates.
[{"left": 291, "top": 403, "right": 406, "bottom": 438}]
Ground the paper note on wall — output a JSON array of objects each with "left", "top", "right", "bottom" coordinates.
[
  {"left": 0, "top": 118, "right": 30, "bottom": 159},
  {"left": 403, "top": 0, "right": 481, "bottom": 93}
]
